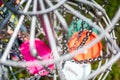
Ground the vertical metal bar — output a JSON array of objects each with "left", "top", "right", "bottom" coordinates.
[
  {"left": 39, "top": 0, "right": 65, "bottom": 80},
  {"left": 29, "top": 0, "right": 37, "bottom": 57},
  {"left": 39, "top": 0, "right": 60, "bottom": 61}
]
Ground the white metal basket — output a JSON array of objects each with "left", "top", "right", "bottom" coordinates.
[{"left": 0, "top": 0, "right": 120, "bottom": 80}]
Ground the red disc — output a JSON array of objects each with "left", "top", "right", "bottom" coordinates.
[{"left": 68, "top": 30, "right": 102, "bottom": 61}]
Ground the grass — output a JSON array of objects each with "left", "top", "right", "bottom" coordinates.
[{"left": 95, "top": 0, "right": 120, "bottom": 80}]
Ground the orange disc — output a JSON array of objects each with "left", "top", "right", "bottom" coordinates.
[{"left": 68, "top": 30, "right": 102, "bottom": 61}]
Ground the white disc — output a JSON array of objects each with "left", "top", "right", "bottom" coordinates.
[{"left": 61, "top": 61, "right": 91, "bottom": 80}]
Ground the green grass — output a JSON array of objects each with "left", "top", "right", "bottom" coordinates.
[
  {"left": 106, "top": 61, "right": 120, "bottom": 80},
  {"left": 95, "top": 0, "right": 120, "bottom": 80}
]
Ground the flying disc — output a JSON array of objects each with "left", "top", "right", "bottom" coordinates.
[
  {"left": 68, "top": 19, "right": 99, "bottom": 39},
  {"left": 68, "top": 30, "right": 102, "bottom": 61},
  {"left": 61, "top": 60, "right": 91, "bottom": 80},
  {"left": 20, "top": 39, "right": 54, "bottom": 76}
]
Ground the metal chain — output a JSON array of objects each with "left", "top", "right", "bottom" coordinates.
[
  {"left": 61, "top": 6, "right": 68, "bottom": 55},
  {"left": 60, "top": 52, "right": 114, "bottom": 80},
  {"left": 71, "top": 53, "right": 113, "bottom": 64},
  {"left": 78, "top": 27, "right": 93, "bottom": 48},
  {"left": 62, "top": 32, "right": 68, "bottom": 55},
  {"left": 60, "top": 6, "right": 68, "bottom": 80},
  {"left": 69, "top": 20, "right": 85, "bottom": 50}
]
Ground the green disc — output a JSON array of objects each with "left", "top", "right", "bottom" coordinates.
[{"left": 68, "top": 19, "right": 99, "bottom": 39}]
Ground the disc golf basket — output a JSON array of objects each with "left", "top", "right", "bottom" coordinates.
[{"left": 0, "top": 0, "right": 120, "bottom": 80}]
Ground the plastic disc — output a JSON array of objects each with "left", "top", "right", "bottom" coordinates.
[
  {"left": 68, "top": 30, "right": 102, "bottom": 61},
  {"left": 68, "top": 19, "right": 99, "bottom": 39},
  {"left": 61, "top": 60, "right": 91, "bottom": 80},
  {"left": 20, "top": 39, "right": 54, "bottom": 76}
]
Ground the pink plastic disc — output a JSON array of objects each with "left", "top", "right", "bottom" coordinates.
[{"left": 20, "top": 39, "right": 54, "bottom": 76}]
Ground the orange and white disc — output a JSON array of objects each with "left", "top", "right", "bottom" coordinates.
[{"left": 68, "top": 30, "right": 102, "bottom": 61}]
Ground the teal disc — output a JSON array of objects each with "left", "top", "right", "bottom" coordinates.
[{"left": 68, "top": 19, "right": 99, "bottom": 39}]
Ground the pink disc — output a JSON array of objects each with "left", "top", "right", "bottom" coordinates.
[{"left": 19, "top": 39, "right": 54, "bottom": 76}]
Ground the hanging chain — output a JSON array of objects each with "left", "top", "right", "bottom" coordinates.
[
  {"left": 69, "top": 20, "right": 86, "bottom": 50},
  {"left": 60, "top": 6, "right": 68, "bottom": 80},
  {"left": 62, "top": 32, "right": 68, "bottom": 55},
  {"left": 61, "top": 6, "right": 68, "bottom": 55},
  {"left": 78, "top": 27, "right": 93, "bottom": 48},
  {"left": 71, "top": 53, "right": 113, "bottom": 64},
  {"left": 69, "top": 3, "right": 93, "bottom": 50}
]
